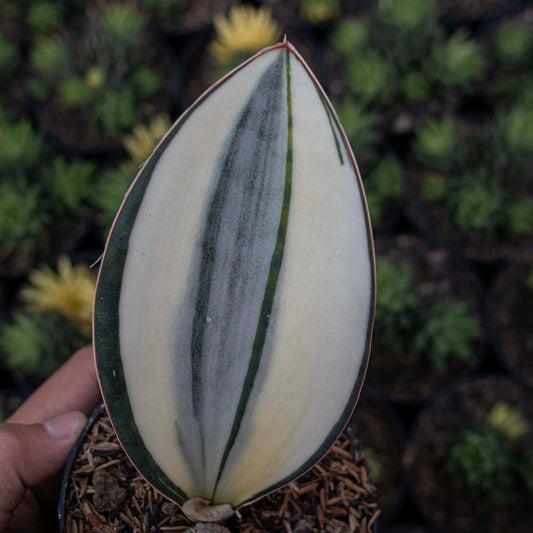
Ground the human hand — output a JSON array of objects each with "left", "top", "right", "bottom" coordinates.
[{"left": 0, "top": 346, "right": 101, "bottom": 532}]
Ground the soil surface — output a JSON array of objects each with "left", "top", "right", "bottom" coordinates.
[
  {"left": 366, "top": 234, "right": 483, "bottom": 403},
  {"left": 489, "top": 251, "right": 533, "bottom": 389},
  {"left": 404, "top": 376, "right": 533, "bottom": 533},
  {"left": 63, "top": 409, "right": 379, "bottom": 532}
]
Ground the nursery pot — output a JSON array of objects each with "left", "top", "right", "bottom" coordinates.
[
  {"left": 487, "top": 249, "right": 533, "bottom": 391},
  {"left": 59, "top": 404, "right": 380, "bottom": 532},
  {"left": 348, "top": 387, "right": 407, "bottom": 526},
  {"left": 366, "top": 233, "right": 485, "bottom": 406},
  {"left": 404, "top": 375, "right": 533, "bottom": 533}
]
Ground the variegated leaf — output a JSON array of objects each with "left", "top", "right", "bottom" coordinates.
[{"left": 94, "top": 42, "right": 375, "bottom": 508}]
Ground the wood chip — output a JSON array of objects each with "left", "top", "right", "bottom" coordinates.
[{"left": 65, "top": 412, "right": 379, "bottom": 532}]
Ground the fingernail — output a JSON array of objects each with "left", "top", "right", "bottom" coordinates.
[{"left": 44, "top": 411, "right": 86, "bottom": 440}]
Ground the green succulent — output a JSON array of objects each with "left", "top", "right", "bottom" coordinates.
[
  {"left": 431, "top": 30, "right": 486, "bottom": 93},
  {"left": 26, "top": 2, "right": 63, "bottom": 33},
  {"left": 496, "top": 102, "right": 533, "bottom": 161},
  {"left": 0, "top": 310, "right": 89, "bottom": 380},
  {"left": 375, "top": 256, "right": 479, "bottom": 370},
  {"left": 400, "top": 70, "right": 430, "bottom": 104},
  {"left": 373, "top": 0, "right": 438, "bottom": 67},
  {"left": 412, "top": 300, "right": 480, "bottom": 371},
  {"left": 506, "top": 198, "right": 533, "bottom": 238},
  {"left": 29, "top": 3, "right": 163, "bottom": 138},
  {"left": 99, "top": 3, "right": 146, "bottom": 50},
  {"left": 0, "top": 32, "right": 18, "bottom": 79},
  {"left": 331, "top": 18, "right": 371, "bottom": 60},
  {"left": 93, "top": 166, "right": 134, "bottom": 233},
  {"left": 44, "top": 158, "right": 97, "bottom": 218},
  {"left": 0, "top": 182, "right": 46, "bottom": 256},
  {"left": 452, "top": 178, "right": 503, "bottom": 237},
  {"left": 377, "top": 0, "right": 435, "bottom": 34},
  {"left": 414, "top": 117, "right": 462, "bottom": 172},
  {"left": 447, "top": 405, "right": 533, "bottom": 507},
  {"left": 365, "top": 156, "right": 403, "bottom": 226},
  {"left": 346, "top": 51, "right": 395, "bottom": 107},
  {"left": 493, "top": 22, "right": 533, "bottom": 69},
  {"left": 0, "top": 118, "right": 45, "bottom": 174},
  {"left": 93, "top": 89, "right": 137, "bottom": 138},
  {"left": 299, "top": 0, "right": 341, "bottom": 24},
  {"left": 374, "top": 257, "right": 419, "bottom": 355},
  {"left": 336, "top": 100, "right": 380, "bottom": 173}
]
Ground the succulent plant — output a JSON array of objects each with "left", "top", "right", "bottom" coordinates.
[
  {"left": 21, "top": 257, "right": 96, "bottom": 336},
  {"left": 496, "top": 102, "right": 533, "bottom": 162},
  {"left": 336, "top": 100, "right": 380, "bottom": 173},
  {"left": 414, "top": 117, "right": 463, "bottom": 173},
  {"left": 44, "top": 158, "right": 97, "bottom": 219},
  {"left": 374, "top": 258, "right": 419, "bottom": 356},
  {"left": 123, "top": 114, "right": 171, "bottom": 172},
  {"left": 331, "top": 18, "right": 371, "bottom": 61},
  {"left": 412, "top": 300, "right": 480, "bottom": 372},
  {"left": 299, "top": 0, "right": 341, "bottom": 24},
  {"left": 0, "top": 118, "right": 45, "bottom": 175},
  {"left": 346, "top": 50, "right": 396, "bottom": 107},
  {"left": 431, "top": 30, "right": 487, "bottom": 93},
  {"left": 29, "top": 3, "right": 164, "bottom": 139},
  {"left": 93, "top": 166, "right": 134, "bottom": 233},
  {"left": 0, "top": 181, "right": 46, "bottom": 258},
  {"left": 0, "top": 310, "right": 89, "bottom": 380},
  {"left": 452, "top": 177, "right": 504, "bottom": 237},
  {"left": 93, "top": 42, "right": 374, "bottom": 512},
  {"left": 493, "top": 22, "right": 533, "bottom": 70},
  {"left": 365, "top": 156, "right": 403, "bottom": 227},
  {"left": 447, "top": 403, "right": 533, "bottom": 507},
  {"left": 400, "top": 70, "right": 430, "bottom": 104},
  {"left": 375, "top": 256, "right": 479, "bottom": 370},
  {"left": 373, "top": 0, "right": 438, "bottom": 67},
  {"left": 208, "top": 6, "right": 282, "bottom": 76}
]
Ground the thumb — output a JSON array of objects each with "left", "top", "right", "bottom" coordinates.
[{"left": 0, "top": 411, "right": 87, "bottom": 531}]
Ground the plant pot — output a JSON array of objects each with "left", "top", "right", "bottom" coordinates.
[
  {"left": 59, "top": 404, "right": 380, "bottom": 532},
  {"left": 348, "top": 387, "right": 406, "bottom": 526},
  {"left": 365, "top": 233, "right": 485, "bottom": 405},
  {"left": 404, "top": 375, "right": 533, "bottom": 532},
  {"left": 487, "top": 248, "right": 533, "bottom": 390}
]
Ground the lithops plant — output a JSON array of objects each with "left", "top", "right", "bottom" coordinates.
[{"left": 94, "top": 41, "right": 375, "bottom": 527}]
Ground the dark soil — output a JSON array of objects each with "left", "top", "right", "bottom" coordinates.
[
  {"left": 348, "top": 391, "right": 404, "bottom": 523},
  {"left": 366, "top": 234, "right": 483, "bottom": 403},
  {"left": 62, "top": 409, "right": 380, "bottom": 533},
  {"left": 404, "top": 376, "right": 533, "bottom": 533},
  {"left": 489, "top": 251, "right": 533, "bottom": 389}
]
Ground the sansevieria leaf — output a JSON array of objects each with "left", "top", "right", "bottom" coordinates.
[{"left": 94, "top": 42, "right": 375, "bottom": 509}]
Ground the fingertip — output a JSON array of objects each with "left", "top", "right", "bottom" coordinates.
[{"left": 44, "top": 411, "right": 88, "bottom": 441}]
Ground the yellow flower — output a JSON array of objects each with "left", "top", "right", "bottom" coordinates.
[
  {"left": 487, "top": 402, "right": 528, "bottom": 441},
  {"left": 123, "top": 114, "right": 170, "bottom": 172},
  {"left": 209, "top": 6, "right": 281, "bottom": 66},
  {"left": 21, "top": 257, "right": 96, "bottom": 336}
]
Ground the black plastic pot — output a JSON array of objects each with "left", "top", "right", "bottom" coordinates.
[
  {"left": 349, "top": 387, "right": 407, "bottom": 527},
  {"left": 404, "top": 375, "right": 533, "bottom": 533},
  {"left": 59, "top": 404, "right": 379, "bottom": 532},
  {"left": 486, "top": 249, "right": 533, "bottom": 391}
]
